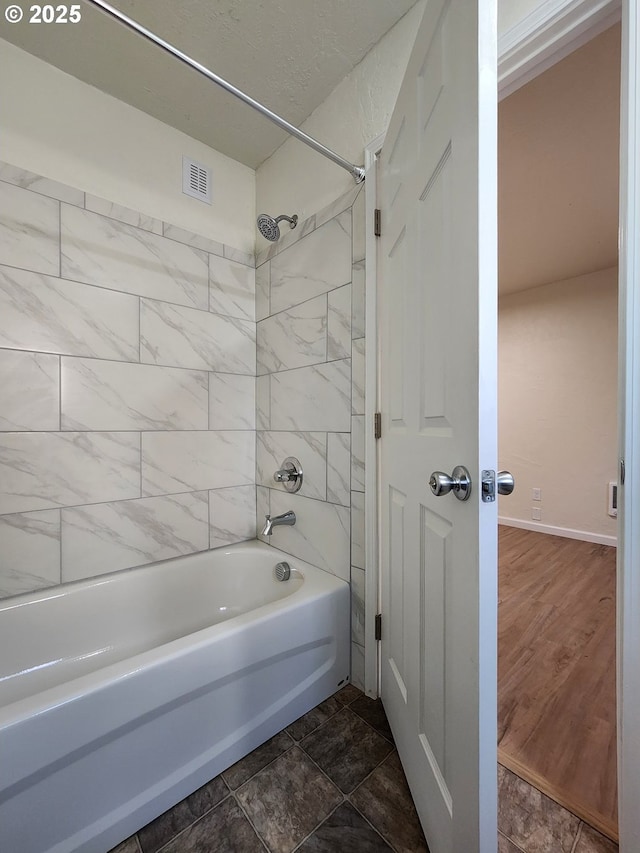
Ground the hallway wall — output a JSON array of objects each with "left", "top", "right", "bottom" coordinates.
[{"left": 498, "top": 267, "right": 618, "bottom": 543}]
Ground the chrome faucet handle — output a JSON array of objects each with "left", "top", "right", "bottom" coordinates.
[{"left": 273, "top": 457, "right": 303, "bottom": 493}]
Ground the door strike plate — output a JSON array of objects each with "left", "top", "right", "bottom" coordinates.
[{"left": 481, "top": 470, "right": 495, "bottom": 503}]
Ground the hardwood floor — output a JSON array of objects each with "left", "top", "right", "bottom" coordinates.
[{"left": 498, "top": 525, "right": 617, "bottom": 841}]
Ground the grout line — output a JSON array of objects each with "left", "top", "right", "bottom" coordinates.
[
  {"left": 152, "top": 789, "right": 234, "bottom": 853},
  {"left": 207, "top": 249, "right": 211, "bottom": 314},
  {"left": 231, "top": 793, "right": 271, "bottom": 852},
  {"left": 347, "top": 705, "right": 395, "bottom": 745},
  {"left": 225, "top": 736, "right": 297, "bottom": 794},
  {"left": 346, "top": 798, "right": 399, "bottom": 852},
  {"left": 325, "top": 291, "right": 329, "bottom": 363},
  {"left": 570, "top": 823, "right": 583, "bottom": 853},
  {"left": 0, "top": 345, "right": 253, "bottom": 377},
  {"left": 58, "top": 505, "right": 63, "bottom": 585},
  {"left": 58, "top": 201, "right": 62, "bottom": 278},
  {"left": 290, "top": 801, "right": 347, "bottom": 852},
  {"left": 206, "top": 371, "right": 211, "bottom": 431},
  {"left": 262, "top": 485, "right": 350, "bottom": 511},
  {"left": 257, "top": 286, "right": 336, "bottom": 323},
  {"left": 498, "top": 831, "right": 528, "bottom": 853},
  {"left": 0, "top": 427, "right": 257, "bottom": 435},
  {"left": 266, "top": 260, "right": 271, "bottom": 317},
  {"left": 260, "top": 356, "right": 351, "bottom": 379},
  {"left": 324, "top": 432, "right": 329, "bottom": 502},
  {"left": 0, "top": 260, "right": 213, "bottom": 314},
  {"left": 0, "top": 487, "right": 222, "bottom": 522}
]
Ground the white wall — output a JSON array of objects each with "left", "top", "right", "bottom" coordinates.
[
  {"left": 255, "top": 1, "right": 425, "bottom": 231},
  {"left": 0, "top": 41, "right": 255, "bottom": 252},
  {"left": 498, "top": 0, "right": 551, "bottom": 35},
  {"left": 498, "top": 267, "right": 618, "bottom": 542}
]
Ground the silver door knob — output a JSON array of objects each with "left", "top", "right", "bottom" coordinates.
[
  {"left": 429, "top": 465, "right": 472, "bottom": 501},
  {"left": 497, "top": 471, "right": 515, "bottom": 496}
]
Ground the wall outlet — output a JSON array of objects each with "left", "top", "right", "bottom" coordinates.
[
  {"left": 532, "top": 507, "right": 542, "bottom": 521},
  {"left": 532, "top": 487, "right": 541, "bottom": 501}
]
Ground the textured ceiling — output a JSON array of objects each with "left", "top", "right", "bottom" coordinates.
[
  {"left": 0, "top": 0, "right": 417, "bottom": 169},
  {"left": 499, "top": 24, "right": 620, "bottom": 295}
]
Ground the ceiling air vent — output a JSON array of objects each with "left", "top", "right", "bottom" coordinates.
[{"left": 182, "top": 156, "right": 211, "bottom": 204}]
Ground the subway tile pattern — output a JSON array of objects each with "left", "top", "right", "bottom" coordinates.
[
  {"left": 257, "top": 294, "right": 327, "bottom": 375},
  {"left": 61, "top": 492, "right": 210, "bottom": 582},
  {"left": 61, "top": 359, "right": 209, "bottom": 431},
  {"left": 141, "top": 431, "right": 255, "bottom": 496},
  {"left": 0, "top": 181, "right": 59, "bottom": 276},
  {"left": 0, "top": 350, "right": 59, "bottom": 431},
  {"left": 0, "top": 510, "right": 61, "bottom": 597},
  {"left": 0, "top": 431, "right": 140, "bottom": 515},
  {"left": 326, "top": 432, "right": 351, "bottom": 507},
  {"left": 84, "top": 194, "right": 163, "bottom": 234},
  {"left": 269, "top": 490, "right": 350, "bottom": 582},
  {"left": 61, "top": 205, "right": 209, "bottom": 309},
  {"left": 209, "top": 485, "right": 256, "bottom": 549},
  {"left": 0, "top": 161, "right": 84, "bottom": 206},
  {"left": 208, "top": 373, "right": 255, "bottom": 430},
  {"left": 270, "top": 360, "right": 351, "bottom": 433},
  {"left": 0, "top": 266, "right": 140, "bottom": 361},
  {"left": 0, "top": 162, "right": 257, "bottom": 598},
  {"left": 140, "top": 298, "right": 255, "bottom": 374},
  {"left": 209, "top": 253, "right": 255, "bottom": 321},
  {"left": 257, "top": 431, "right": 327, "bottom": 501},
  {"left": 270, "top": 212, "right": 351, "bottom": 314},
  {"left": 255, "top": 188, "right": 367, "bottom": 687},
  {"left": 0, "top": 162, "right": 369, "bottom": 698}
]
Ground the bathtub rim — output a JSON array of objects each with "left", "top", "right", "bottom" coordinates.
[{"left": 0, "top": 539, "right": 349, "bottom": 727}]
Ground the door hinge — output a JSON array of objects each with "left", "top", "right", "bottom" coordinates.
[
  {"left": 375, "top": 613, "right": 382, "bottom": 641},
  {"left": 374, "top": 208, "right": 381, "bottom": 237},
  {"left": 374, "top": 412, "right": 382, "bottom": 440}
]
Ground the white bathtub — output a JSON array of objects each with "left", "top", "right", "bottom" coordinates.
[{"left": 0, "top": 541, "right": 350, "bottom": 853}]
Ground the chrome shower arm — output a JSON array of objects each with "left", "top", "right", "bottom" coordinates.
[
  {"left": 274, "top": 215, "right": 298, "bottom": 227},
  {"left": 85, "top": 0, "right": 366, "bottom": 183}
]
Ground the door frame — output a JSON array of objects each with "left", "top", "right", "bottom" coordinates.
[
  {"left": 364, "top": 0, "right": 639, "bottom": 845},
  {"left": 362, "top": 131, "right": 385, "bottom": 697},
  {"left": 617, "top": 2, "right": 640, "bottom": 849}
]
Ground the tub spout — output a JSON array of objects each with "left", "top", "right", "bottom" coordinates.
[{"left": 262, "top": 511, "right": 296, "bottom": 536}]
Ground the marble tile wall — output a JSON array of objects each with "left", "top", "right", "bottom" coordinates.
[
  {"left": 0, "top": 162, "right": 257, "bottom": 598},
  {"left": 255, "top": 186, "right": 367, "bottom": 689}
]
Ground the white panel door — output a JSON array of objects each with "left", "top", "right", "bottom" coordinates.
[{"left": 378, "top": 2, "right": 498, "bottom": 852}]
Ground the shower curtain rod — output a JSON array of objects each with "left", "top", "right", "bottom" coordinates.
[{"left": 85, "top": 0, "right": 366, "bottom": 183}]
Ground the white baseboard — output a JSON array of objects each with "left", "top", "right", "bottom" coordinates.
[{"left": 498, "top": 516, "right": 617, "bottom": 547}]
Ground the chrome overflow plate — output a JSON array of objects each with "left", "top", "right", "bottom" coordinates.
[
  {"left": 275, "top": 561, "right": 291, "bottom": 581},
  {"left": 273, "top": 457, "right": 303, "bottom": 493}
]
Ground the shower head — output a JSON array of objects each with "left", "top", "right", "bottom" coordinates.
[{"left": 257, "top": 213, "right": 298, "bottom": 242}]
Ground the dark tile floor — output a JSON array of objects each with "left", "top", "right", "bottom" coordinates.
[
  {"left": 109, "top": 689, "right": 619, "bottom": 853},
  {"left": 109, "top": 685, "right": 428, "bottom": 853},
  {"left": 498, "top": 765, "right": 619, "bottom": 853}
]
